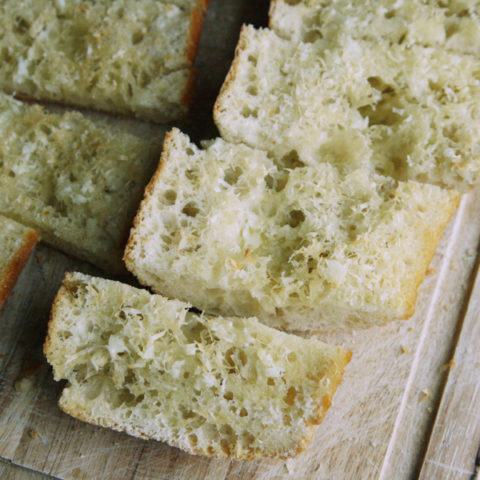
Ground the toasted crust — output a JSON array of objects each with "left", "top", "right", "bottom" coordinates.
[
  {"left": 0, "top": 227, "right": 39, "bottom": 307},
  {"left": 124, "top": 130, "right": 175, "bottom": 273},
  {"left": 401, "top": 192, "right": 460, "bottom": 319},
  {"left": 213, "top": 25, "right": 249, "bottom": 129},
  {"left": 0, "top": 227, "right": 39, "bottom": 309},
  {"left": 186, "top": 6, "right": 207, "bottom": 64}
]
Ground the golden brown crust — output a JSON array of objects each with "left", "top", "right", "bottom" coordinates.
[
  {"left": 59, "top": 394, "right": 317, "bottom": 461},
  {"left": 181, "top": 68, "right": 197, "bottom": 110},
  {"left": 311, "top": 349, "right": 352, "bottom": 426},
  {"left": 0, "top": 227, "right": 39, "bottom": 309},
  {"left": 123, "top": 130, "right": 175, "bottom": 273},
  {"left": 43, "top": 276, "right": 71, "bottom": 362},
  {"left": 213, "top": 25, "right": 249, "bottom": 127},
  {"left": 186, "top": 6, "right": 206, "bottom": 64},
  {"left": 195, "top": 0, "right": 210, "bottom": 11},
  {"left": 401, "top": 192, "right": 461, "bottom": 318}
]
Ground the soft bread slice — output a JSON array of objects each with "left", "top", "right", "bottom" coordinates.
[
  {"left": 0, "top": 215, "right": 39, "bottom": 309},
  {"left": 44, "top": 272, "right": 351, "bottom": 460},
  {"left": 270, "top": 0, "right": 480, "bottom": 55},
  {"left": 124, "top": 129, "right": 459, "bottom": 332},
  {"left": 0, "top": 0, "right": 208, "bottom": 122},
  {"left": 0, "top": 93, "right": 157, "bottom": 273},
  {"left": 214, "top": 26, "right": 480, "bottom": 192}
]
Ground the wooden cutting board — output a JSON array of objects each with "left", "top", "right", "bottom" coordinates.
[{"left": 1, "top": 1, "right": 480, "bottom": 478}]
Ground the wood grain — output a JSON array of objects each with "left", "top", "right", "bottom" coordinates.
[
  {"left": 419, "top": 253, "right": 480, "bottom": 479},
  {"left": 1, "top": 0, "right": 480, "bottom": 478}
]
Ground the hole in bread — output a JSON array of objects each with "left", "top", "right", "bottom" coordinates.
[
  {"left": 284, "top": 0, "right": 302, "bottom": 5},
  {"left": 0, "top": 47, "right": 12, "bottom": 63},
  {"left": 241, "top": 106, "right": 258, "bottom": 118},
  {"left": 240, "top": 432, "right": 255, "bottom": 449},
  {"left": 287, "top": 352, "right": 297, "bottom": 363},
  {"left": 225, "top": 347, "right": 238, "bottom": 374},
  {"left": 384, "top": 10, "right": 396, "bottom": 19},
  {"left": 224, "top": 166, "right": 242, "bottom": 185},
  {"left": 265, "top": 171, "right": 289, "bottom": 192},
  {"left": 132, "top": 30, "right": 145, "bottom": 44},
  {"left": 307, "top": 257, "right": 318, "bottom": 273},
  {"left": 163, "top": 190, "right": 177, "bottom": 205},
  {"left": 139, "top": 71, "right": 151, "bottom": 88},
  {"left": 13, "top": 16, "right": 30, "bottom": 34},
  {"left": 8, "top": 170, "right": 15, "bottom": 178},
  {"left": 283, "top": 414, "right": 291, "bottom": 426},
  {"left": 188, "top": 434, "right": 198, "bottom": 447},
  {"left": 180, "top": 406, "right": 197, "bottom": 419},
  {"left": 247, "top": 85, "right": 258, "bottom": 96},
  {"left": 181, "top": 318, "right": 207, "bottom": 343},
  {"left": 267, "top": 377, "right": 275, "bottom": 386},
  {"left": 284, "top": 386, "right": 298, "bottom": 406},
  {"left": 220, "top": 425, "right": 234, "bottom": 436},
  {"left": 186, "top": 148, "right": 195, "bottom": 156},
  {"left": 304, "top": 30, "right": 324, "bottom": 43},
  {"left": 247, "top": 55, "right": 258, "bottom": 66},
  {"left": 288, "top": 209, "right": 305, "bottom": 228},
  {"left": 224, "top": 391, "right": 234, "bottom": 401},
  {"left": 182, "top": 202, "right": 200, "bottom": 217},
  {"left": 220, "top": 439, "right": 231, "bottom": 456},
  {"left": 278, "top": 150, "right": 304, "bottom": 170},
  {"left": 185, "top": 169, "right": 198, "bottom": 181}
]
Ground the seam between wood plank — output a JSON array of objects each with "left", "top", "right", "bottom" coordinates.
[
  {"left": 419, "top": 248, "right": 480, "bottom": 479},
  {"left": 1, "top": 457, "right": 61, "bottom": 479},
  {"left": 378, "top": 196, "right": 468, "bottom": 480}
]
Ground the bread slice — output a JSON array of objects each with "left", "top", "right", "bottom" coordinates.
[
  {"left": 0, "top": 93, "right": 158, "bottom": 273},
  {"left": 0, "top": 215, "right": 39, "bottom": 309},
  {"left": 44, "top": 272, "right": 351, "bottom": 460},
  {"left": 124, "top": 129, "right": 459, "bottom": 332},
  {"left": 0, "top": 0, "right": 208, "bottom": 122},
  {"left": 269, "top": 0, "right": 480, "bottom": 55},
  {"left": 214, "top": 25, "right": 480, "bottom": 192}
]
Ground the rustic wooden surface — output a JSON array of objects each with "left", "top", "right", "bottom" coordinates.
[{"left": 1, "top": 1, "right": 480, "bottom": 479}]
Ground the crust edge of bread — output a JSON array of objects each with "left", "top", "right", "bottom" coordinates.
[{"left": 0, "top": 226, "right": 39, "bottom": 309}]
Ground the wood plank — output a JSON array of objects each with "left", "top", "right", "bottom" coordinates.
[
  {"left": 1, "top": 0, "right": 479, "bottom": 477},
  {"left": 0, "top": 458, "right": 54, "bottom": 480},
  {"left": 379, "top": 190, "right": 480, "bottom": 479},
  {"left": 419, "top": 250, "right": 480, "bottom": 479}
]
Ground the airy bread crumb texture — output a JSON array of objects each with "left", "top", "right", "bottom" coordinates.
[
  {"left": 0, "top": 215, "right": 39, "bottom": 308},
  {"left": 125, "top": 129, "right": 459, "bottom": 332},
  {"left": 0, "top": 93, "right": 157, "bottom": 273},
  {"left": 44, "top": 272, "right": 351, "bottom": 460},
  {"left": 0, "top": 0, "right": 207, "bottom": 122},
  {"left": 270, "top": 0, "right": 480, "bottom": 55},
  {"left": 214, "top": 26, "right": 480, "bottom": 192}
]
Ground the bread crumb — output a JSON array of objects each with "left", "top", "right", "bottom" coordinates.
[
  {"left": 420, "top": 388, "right": 432, "bottom": 403},
  {"left": 440, "top": 360, "right": 456, "bottom": 371},
  {"left": 14, "top": 377, "right": 33, "bottom": 392},
  {"left": 400, "top": 346, "right": 409, "bottom": 354},
  {"left": 426, "top": 267, "right": 437, "bottom": 275}
]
